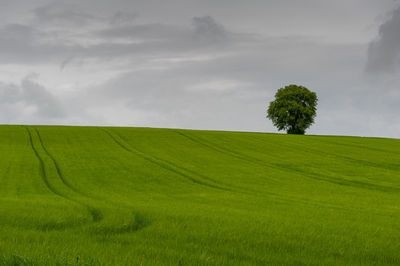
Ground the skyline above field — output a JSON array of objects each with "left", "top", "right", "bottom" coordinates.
[{"left": 0, "top": 0, "right": 399, "bottom": 138}]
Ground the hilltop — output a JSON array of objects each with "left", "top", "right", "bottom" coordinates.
[{"left": 0, "top": 125, "right": 399, "bottom": 265}]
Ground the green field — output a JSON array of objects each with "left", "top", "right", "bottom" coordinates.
[{"left": 0, "top": 125, "right": 399, "bottom": 265}]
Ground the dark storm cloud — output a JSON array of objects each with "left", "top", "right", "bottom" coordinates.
[{"left": 366, "top": 6, "right": 400, "bottom": 73}]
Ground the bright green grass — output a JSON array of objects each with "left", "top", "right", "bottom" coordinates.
[{"left": 0, "top": 125, "right": 399, "bottom": 265}]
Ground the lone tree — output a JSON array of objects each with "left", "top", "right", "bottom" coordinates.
[{"left": 267, "top": 84, "right": 317, "bottom": 135}]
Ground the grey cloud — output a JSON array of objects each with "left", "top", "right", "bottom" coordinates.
[
  {"left": 0, "top": 24, "right": 37, "bottom": 62},
  {"left": 109, "top": 11, "right": 138, "bottom": 26},
  {"left": 34, "top": 3, "right": 138, "bottom": 28},
  {"left": 366, "top": 6, "right": 400, "bottom": 73},
  {"left": 2, "top": 24, "right": 38, "bottom": 41},
  {"left": 0, "top": 76, "right": 65, "bottom": 123},
  {"left": 0, "top": 23, "right": 76, "bottom": 64},
  {"left": 77, "top": 34, "right": 400, "bottom": 137},
  {"left": 67, "top": 16, "right": 236, "bottom": 65},
  {"left": 0, "top": 14, "right": 234, "bottom": 66},
  {"left": 33, "top": 2, "right": 98, "bottom": 27},
  {"left": 97, "top": 15, "right": 231, "bottom": 46},
  {"left": 0, "top": 83, "right": 20, "bottom": 104},
  {"left": 60, "top": 56, "right": 75, "bottom": 71},
  {"left": 0, "top": 0, "right": 398, "bottom": 138},
  {"left": 0, "top": 23, "right": 46, "bottom": 53},
  {"left": 80, "top": 68, "right": 258, "bottom": 130},
  {"left": 21, "top": 76, "right": 65, "bottom": 118},
  {"left": 98, "top": 23, "right": 187, "bottom": 40},
  {"left": 192, "top": 16, "right": 228, "bottom": 44}
]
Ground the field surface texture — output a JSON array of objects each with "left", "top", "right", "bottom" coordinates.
[{"left": 0, "top": 125, "right": 399, "bottom": 265}]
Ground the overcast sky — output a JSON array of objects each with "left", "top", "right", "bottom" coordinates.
[{"left": 0, "top": 0, "right": 399, "bottom": 138}]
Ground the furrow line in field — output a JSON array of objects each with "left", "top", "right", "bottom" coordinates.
[
  {"left": 221, "top": 135, "right": 400, "bottom": 179},
  {"left": 100, "top": 128, "right": 231, "bottom": 192},
  {"left": 101, "top": 131, "right": 319, "bottom": 204},
  {"left": 174, "top": 130, "right": 255, "bottom": 164},
  {"left": 274, "top": 163, "right": 400, "bottom": 193},
  {"left": 302, "top": 139, "right": 400, "bottom": 171},
  {"left": 25, "top": 127, "right": 103, "bottom": 223},
  {"left": 174, "top": 130, "right": 275, "bottom": 169},
  {"left": 34, "top": 128, "right": 93, "bottom": 198},
  {"left": 317, "top": 138, "right": 400, "bottom": 155},
  {"left": 26, "top": 127, "right": 64, "bottom": 198},
  {"left": 175, "top": 130, "right": 400, "bottom": 193},
  {"left": 300, "top": 143, "right": 400, "bottom": 172},
  {"left": 99, "top": 128, "right": 393, "bottom": 209},
  {"left": 245, "top": 136, "right": 400, "bottom": 189},
  {"left": 34, "top": 128, "right": 103, "bottom": 222}
]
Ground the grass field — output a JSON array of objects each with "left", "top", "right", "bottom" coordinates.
[{"left": 0, "top": 125, "right": 399, "bottom": 265}]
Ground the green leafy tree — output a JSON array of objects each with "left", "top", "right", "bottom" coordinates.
[{"left": 267, "top": 84, "right": 318, "bottom": 135}]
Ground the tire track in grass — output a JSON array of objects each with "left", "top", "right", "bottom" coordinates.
[
  {"left": 23, "top": 126, "right": 371, "bottom": 218},
  {"left": 174, "top": 131, "right": 400, "bottom": 215},
  {"left": 25, "top": 127, "right": 103, "bottom": 223},
  {"left": 26, "top": 127, "right": 63, "bottom": 198},
  {"left": 236, "top": 135, "right": 400, "bottom": 176},
  {"left": 317, "top": 138, "right": 400, "bottom": 155},
  {"left": 100, "top": 128, "right": 232, "bottom": 192},
  {"left": 230, "top": 135, "right": 400, "bottom": 191},
  {"left": 105, "top": 129, "right": 286, "bottom": 195},
  {"left": 296, "top": 142, "right": 400, "bottom": 172},
  {"left": 102, "top": 128, "right": 230, "bottom": 191},
  {"left": 34, "top": 127, "right": 103, "bottom": 222},
  {"left": 175, "top": 130, "right": 294, "bottom": 170},
  {"left": 174, "top": 129, "right": 292, "bottom": 180},
  {"left": 175, "top": 130, "right": 400, "bottom": 193},
  {"left": 101, "top": 129, "right": 341, "bottom": 207},
  {"left": 174, "top": 130, "right": 269, "bottom": 167},
  {"left": 151, "top": 132, "right": 384, "bottom": 212},
  {"left": 34, "top": 128, "right": 93, "bottom": 198},
  {"left": 31, "top": 127, "right": 150, "bottom": 233},
  {"left": 83, "top": 128, "right": 400, "bottom": 214},
  {"left": 275, "top": 163, "right": 400, "bottom": 193}
]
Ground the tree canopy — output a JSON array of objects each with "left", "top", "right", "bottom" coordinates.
[{"left": 267, "top": 84, "right": 318, "bottom": 135}]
